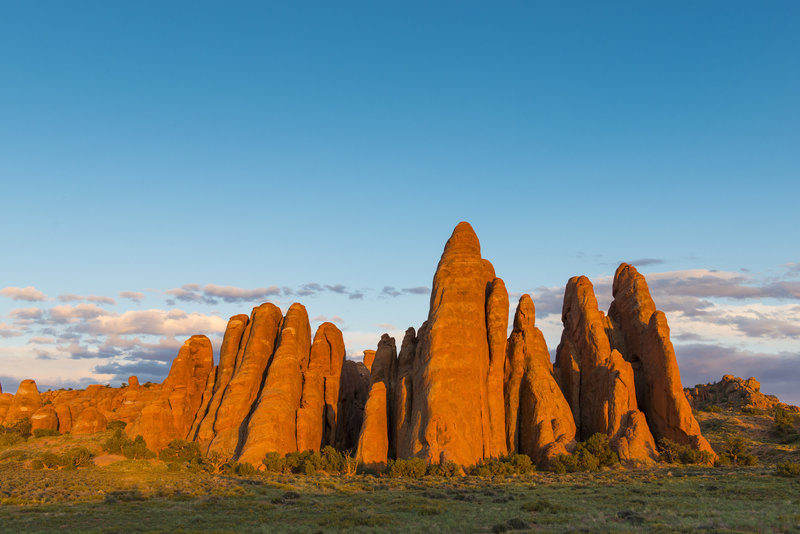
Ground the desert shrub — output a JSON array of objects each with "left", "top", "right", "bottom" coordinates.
[
  {"left": 4, "top": 418, "right": 32, "bottom": 439},
  {"left": 102, "top": 429, "right": 130, "bottom": 454},
  {"left": 107, "top": 420, "right": 127, "bottom": 432},
  {"left": 319, "top": 446, "right": 345, "bottom": 472},
  {"left": 426, "top": 460, "right": 461, "bottom": 477},
  {"left": 550, "top": 433, "right": 618, "bottom": 473},
  {"left": 773, "top": 408, "right": 798, "bottom": 442},
  {"left": 707, "top": 405, "right": 723, "bottom": 413},
  {"left": 0, "top": 431, "right": 25, "bottom": 447},
  {"left": 262, "top": 452, "right": 286, "bottom": 473},
  {"left": 32, "top": 428, "right": 60, "bottom": 438},
  {"left": 467, "top": 454, "right": 535, "bottom": 477},
  {"left": 235, "top": 461, "right": 257, "bottom": 476},
  {"left": 740, "top": 406, "right": 761, "bottom": 415},
  {"left": 159, "top": 439, "right": 202, "bottom": 464},
  {"left": 387, "top": 457, "right": 428, "bottom": 478},
  {"left": 32, "top": 447, "right": 94, "bottom": 470},
  {"left": 716, "top": 435, "right": 757, "bottom": 466},
  {"left": 658, "top": 438, "right": 715, "bottom": 465},
  {"left": 122, "top": 435, "right": 155, "bottom": 459},
  {"left": 775, "top": 461, "right": 800, "bottom": 477},
  {"left": 63, "top": 447, "right": 95, "bottom": 469}
]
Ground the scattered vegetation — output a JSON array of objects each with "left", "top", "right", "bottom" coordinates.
[
  {"left": 32, "top": 428, "right": 60, "bottom": 438},
  {"left": 774, "top": 461, "right": 800, "bottom": 477},
  {"left": 716, "top": 434, "right": 758, "bottom": 466},
  {"left": 0, "top": 418, "right": 32, "bottom": 446},
  {"left": 262, "top": 446, "right": 358, "bottom": 475},
  {"left": 658, "top": 438, "right": 715, "bottom": 465},
  {"left": 772, "top": 407, "right": 798, "bottom": 442},
  {"left": 102, "top": 429, "right": 155, "bottom": 460},
  {"left": 467, "top": 454, "right": 534, "bottom": 477},
  {"left": 31, "top": 447, "right": 95, "bottom": 470},
  {"left": 550, "top": 433, "right": 619, "bottom": 473}
]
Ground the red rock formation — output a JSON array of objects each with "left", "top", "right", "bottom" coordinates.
[
  {"left": 127, "top": 335, "right": 213, "bottom": 450},
  {"left": 555, "top": 277, "right": 657, "bottom": 463},
  {"left": 486, "top": 277, "right": 510, "bottom": 458},
  {"left": 610, "top": 263, "right": 714, "bottom": 456},
  {"left": 296, "top": 322, "right": 346, "bottom": 451},
  {"left": 506, "top": 295, "right": 576, "bottom": 466},
  {"left": 206, "top": 303, "right": 282, "bottom": 456},
  {"left": 362, "top": 350, "right": 376, "bottom": 373},
  {"left": 393, "top": 327, "right": 417, "bottom": 458},
  {"left": 356, "top": 334, "right": 397, "bottom": 469},
  {"left": 31, "top": 405, "right": 59, "bottom": 432},
  {"left": 72, "top": 406, "right": 108, "bottom": 434},
  {"left": 238, "top": 303, "right": 310, "bottom": 463},
  {"left": 405, "top": 222, "right": 503, "bottom": 466},
  {"left": 2, "top": 379, "right": 42, "bottom": 425},
  {"left": 0, "top": 392, "right": 12, "bottom": 424},
  {"left": 193, "top": 314, "right": 250, "bottom": 446},
  {"left": 335, "top": 360, "right": 370, "bottom": 451},
  {"left": 685, "top": 375, "right": 799, "bottom": 413}
]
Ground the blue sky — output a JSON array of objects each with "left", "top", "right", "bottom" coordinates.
[{"left": 1, "top": 2, "right": 798, "bottom": 402}]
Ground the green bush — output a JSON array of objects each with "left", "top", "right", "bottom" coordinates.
[
  {"left": 32, "top": 428, "right": 60, "bottom": 438},
  {"left": 775, "top": 462, "right": 800, "bottom": 477},
  {"left": 235, "top": 462, "right": 257, "bottom": 476},
  {"left": 0, "top": 431, "right": 25, "bottom": 447},
  {"left": 467, "top": 454, "right": 535, "bottom": 477},
  {"left": 121, "top": 435, "right": 155, "bottom": 460},
  {"left": 773, "top": 408, "right": 798, "bottom": 442},
  {"left": 658, "top": 438, "right": 715, "bottom": 465},
  {"left": 707, "top": 405, "right": 723, "bottom": 413},
  {"left": 107, "top": 420, "right": 127, "bottom": 432},
  {"left": 426, "top": 460, "right": 461, "bottom": 477},
  {"left": 102, "top": 429, "right": 129, "bottom": 454},
  {"left": 31, "top": 447, "right": 95, "bottom": 470},
  {"left": 159, "top": 439, "right": 202, "bottom": 464},
  {"left": 387, "top": 457, "right": 427, "bottom": 478},
  {"left": 550, "top": 433, "right": 618, "bottom": 473},
  {"left": 262, "top": 452, "right": 286, "bottom": 473},
  {"left": 716, "top": 435, "right": 757, "bottom": 466}
]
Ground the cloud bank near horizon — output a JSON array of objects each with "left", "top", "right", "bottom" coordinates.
[{"left": 1, "top": 264, "right": 799, "bottom": 404}]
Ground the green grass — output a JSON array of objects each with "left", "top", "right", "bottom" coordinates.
[{"left": 0, "top": 461, "right": 798, "bottom": 532}]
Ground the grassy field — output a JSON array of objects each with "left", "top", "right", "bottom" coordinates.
[{"left": 0, "top": 405, "right": 797, "bottom": 533}]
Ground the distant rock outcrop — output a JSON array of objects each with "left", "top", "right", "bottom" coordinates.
[
  {"left": 685, "top": 375, "right": 799, "bottom": 413},
  {"left": 2, "top": 379, "right": 42, "bottom": 425}
]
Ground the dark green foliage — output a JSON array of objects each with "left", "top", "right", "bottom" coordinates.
[
  {"left": 0, "top": 418, "right": 33, "bottom": 446},
  {"left": 740, "top": 406, "right": 761, "bottom": 415},
  {"left": 121, "top": 435, "right": 155, "bottom": 460},
  {"left": 158, "top": 439, "right": 202, "bottom": 464},
  {"left": 32, "top": 428, "right": 60, "bottom": 438},
  {"left": 102, "top": 429, "right": 129, "bottom": 454},
  {"left": 262, "top": 452, "right": 285, "bottom": 473},
  {"left": 234, "top": 462, "right": 257, "bottom": 476},
  {"left": 550, "top": 433, "right": 619, "bottom": 473},
  {"left": 775, "top": 461, "right": 800, "bottom": 477},
  {"left": 11, "top": 418, "right": 33, "bottom": 438},
  {"left": 425, "top": 460, "right": 461, "bottom": 477},
  {"left": 658, "top": 438, "right": 715, "bottom": 465},
  {"left": 31, "top": 447, "right": 94, "bottom": 470},
  {"left": 107, "top": 420, "right": 127, "bottom": 432},
  {"left": 467, "top": 454, "right": 535, "bottom": 477},
  {"left": 772, "top": 407, "right": 798, "bottom": 442},
  {"left": 262, "top": 448, "right": 357, "bottom": 475},
  {"left": 707, "top": 405, "right": 723, "bottom": 413},
  {"left": 387, "top": 457, "right": 427, "bottom": 478},
  {"left": 716, "top": 435, "right": 757, "bottom": 466}
]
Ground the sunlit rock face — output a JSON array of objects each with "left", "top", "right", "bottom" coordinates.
[{"left": 3, "top": 221, "right": 714, "bottom": 468}]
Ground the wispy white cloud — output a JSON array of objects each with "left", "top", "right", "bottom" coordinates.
[
  {"left": 0, "top": 286, "right": 46, "bottom": 301},
  {"left": 57, "top": 294, "right": 116, "bottom": 305},
  {"left": 119, "top": 291, "right": 145, "bottom": 302}
]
